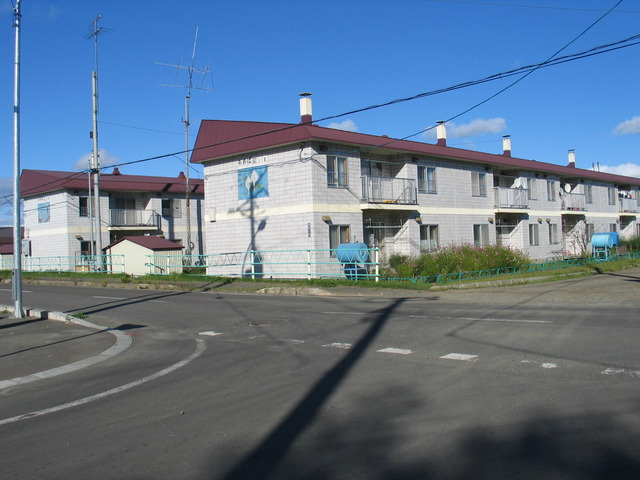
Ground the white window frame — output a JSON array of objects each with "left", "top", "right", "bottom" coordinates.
[
  {"left": 608, "top": 187, "right": 617, "bottom": 205},
  {"left": 162, "top": 199, "right": 182, "bottom": 218},
  {"left": 473, "top": 224, "right": 489, "bottom": 247},
  {"left": 471, "top": 172, "right": 487, "bottom": 197},
  {"left": 329, "top": 224, "right": 351, "bottom": 257},
  {"left": 585, "top": 185, "right": 593, "bottom": 204},
  {"left": 548, "top": 224, "right": 559, "bottom": 245},
  {"left": 527, "top": 178, "right": 537, "bottom": 200},
  {"left": 79, "top": 197, "right": 89, "bottom": 217},
  {"left": 327, "top": 155, "right": 348, "bottom": 187},
  {"left": 418, "top": 166, "right": 437, "bottom": 194},
  {"left": 420, "top": 224, "right": 439, "bottom": 251},
  {"left": 529, "top": 223, "right": 539, "bottom": 246},
  {"left": 547, "top": 180, "right": 556, "bottom": 201}
]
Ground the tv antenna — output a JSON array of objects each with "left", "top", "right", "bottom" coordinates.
[
  {"left": 157, "top": 27, "right": 212, "bottom": 258},
  {"left": 85, "top": 14, "right": 112, "bottom": 266}
]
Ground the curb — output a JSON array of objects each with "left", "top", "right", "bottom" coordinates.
[{"left": 0, "top": 304, "right": 133, "bottom": 391}]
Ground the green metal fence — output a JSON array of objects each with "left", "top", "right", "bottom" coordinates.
[
  {"left": 384, "top": 252, "right": 640, "bottom": 285},
  {"left": 147, "top": 248, "right": 381, "bottom": 280},
  {"left": 0, "top": 255, "right": 126, "bottom": 273}
]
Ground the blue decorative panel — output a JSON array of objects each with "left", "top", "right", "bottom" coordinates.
[{"left": 238, "top": 166, "right": 268, "bottom": 200}]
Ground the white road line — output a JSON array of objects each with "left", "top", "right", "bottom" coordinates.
[
  {"left": 199, "top": 331, "right": 222, "bottom": 337},
  {"left": 322, "top": 312, "right": 551, "bottom": 324},
  {"left": 281, "top": 339, "right": 305, "bottom": 344},
  {"left": 0, "top": 289, "right": 32, "bottom": 293},
  {"left": 322, "top": 312, "right": 363, "bottom": 315},
  {"left": 0, "top": 339, "right": 206, "bottom": 426},
  {"left": 0, "top": 327, "right": 133, "bottom": 391},
  {"left": 322, "top": 343, "right": 352, "bottom": 349},
  {"left": 541, "top": 362, "right": 558, "bottom": 369},
  {"left": 458, "top": 317, "right": 552, "bottom": 324},
  {"left": 440, "top": 353, "right": 478, "bottom": 361},
  {"left": 602, "top": 368, "right": 640, "bottom": 378},
  {"left": 377, "top": 347, "right": 412, "bottom": 355}
]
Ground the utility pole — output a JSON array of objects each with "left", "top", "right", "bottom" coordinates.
[
  {"left": 12, "top": 0, "right": 23, "bottom": 318},
  {"left": 87, "top": 15, "right": 108, "bottom": 267},
  {"left": 158, "top": 28, "right": 211, "bottom": 259}
]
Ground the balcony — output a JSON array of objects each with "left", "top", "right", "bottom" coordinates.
[
  {"left": 619, "top": 197, "right": 639, "bottom": 214},
  {"left": 361, "top": 176, "right": 417, "bottom": 205},
  {"left": 560, "top": 193, "right": 586, "bottom": 212},
  {"left": 110, "top": 209, "right": 159, "bottom": 228},
  {"left": 494, "top": 187, "right": 528, "bottom": 209}
]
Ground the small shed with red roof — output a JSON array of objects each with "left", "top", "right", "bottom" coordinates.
[{"left": 103, "top": 235, "right": 183, "bottom": 276}]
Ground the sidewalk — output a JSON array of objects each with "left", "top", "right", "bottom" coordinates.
[{"left": 0, "top": 310, "right": 115, "bottom": 384}]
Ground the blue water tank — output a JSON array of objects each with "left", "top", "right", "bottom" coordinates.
[
  {"left": 591, "top": 233, "right": 616, "bottom": 248},
  {"left": 336, "top": 243, "right": 370, "bottom": 264}
]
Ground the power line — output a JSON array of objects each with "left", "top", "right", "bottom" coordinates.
[
  {"left": 422, "top": 0, "right": 640, "bottom": 13},
  {"left": 8, "top": 28, "right": 638, "bottom": 199},
  {"left": 102, "top": 30, "right": 640, "bottom": 171}
]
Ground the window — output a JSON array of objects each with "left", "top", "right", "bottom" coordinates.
[
  {"left": 609, "top": 223, "right": 618, "bottom": 233},
  {"left": 38, "top": 202, "right": 50, "bottom": 223},
  {"left": 547, "top": 180, "right": 556, "bottom": 201},
  {"left": 548, "top": 224, "right": 559, "bottom": 245},
  {"left": 418, "top": 166, "right": 437, "bottom": 194},
  {"left": 162, "top": 199, "right": 181, "bottom": 218},
  {"left": 585, "top": 185, "right": 593, "bottom": 204},
  {"left": 112, "top": 197, "right": 137, "bottom": 210},
  {"left": 329, "top": 225, "right": 350, "bottom": 257},
  {"left": 527, "top": 178, "right": 537, "bottom": 200},
  {"left": 361, "top": 160, "right": 383, "bottom": 177},
  {"left": 79, "top": 240, "right": 95, "bottom": 256},
  {"left": 79, "top": 197, "right": 89, "bottom": 217},
  {"left": 420, "top": 224, "right": 439, "bottom": 251},
  {"left": 608, "top": 187, "right": 617, "bottom": 205},
  {"left": 529, "top": 224, "right": 539, "bottom": 246},
  {"left": 473, "top": 224, "right": 489, "bottom": 246},
  {"left": 471, "top": 172, "right": 487, "bottom": 197},
  {"left": 327, "top": 155, "right": 347, "bottom": 187}
]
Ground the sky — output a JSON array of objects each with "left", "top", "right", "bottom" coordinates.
[{"left": 1, "top": 0, "right": 640, "bottom": 225}]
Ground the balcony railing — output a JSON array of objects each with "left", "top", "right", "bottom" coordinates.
[
  {"left": 361, "top": 176, "right": 417, "bottom": 205},
  {"left": 110, "top": 209, "right": 159, "bottom": 227},
  {"left": 493, "top": 187, "right": 528, "bottom": 209},
  {"left": 560, "top": 193, "right": 586, "bottom": 211},
  {"left": 619, "top": 197, "right": 639, "bottom": 213}
]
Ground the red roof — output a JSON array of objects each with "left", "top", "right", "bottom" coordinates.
[
  {"left": 191, "top": 119, "right": 640, "bottom": 187},
  {"left": 104, "top": 236, "right": 184, "bottom": 251},
  {"left": 20, "top": 169, "right": 204, "bottom": 198}
]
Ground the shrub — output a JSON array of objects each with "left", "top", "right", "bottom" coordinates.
[
  {"left": 620, "top": 235, "right": 640, "bottom": 252},
  {"left": 383, "top": 244, "right": 530, "bottom": 279}
]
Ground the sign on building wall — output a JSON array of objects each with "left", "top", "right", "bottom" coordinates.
[{"left": 238, "top": 166, "right": 268, "bottom": 200}]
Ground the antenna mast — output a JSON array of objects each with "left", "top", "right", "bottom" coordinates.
[
  {"left": 158, "top": 28, "right": 211, "bottom": 259},
  {"left": 87, "top": 15, "right": 108, "bottom": 268}
]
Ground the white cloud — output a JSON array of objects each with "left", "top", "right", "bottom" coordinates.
[
  {"left": 448, "top": 118, "right": 507, "bottom": 138},
  {"left": 422, "top": 118, "right": 506, "bottom": 140},
  {"left": 326, "top": 119, "right": 358, "bottom": 132},
  {"left": 599, "top": 163, "right": 640, "bottom": 178},
  {"left": 74, "top": 150, "right": 120, "bottom": 171},
  {"left": 613, "top": 116, "right": 640, "bottom": 135}
]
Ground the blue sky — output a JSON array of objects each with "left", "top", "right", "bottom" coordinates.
[{"left": 1, "top": 0, "right": 640, "bottom": 224}]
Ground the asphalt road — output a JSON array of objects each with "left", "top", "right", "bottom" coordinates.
[{"left": 1, "top": 270, "right": 639, "bottom": 479}]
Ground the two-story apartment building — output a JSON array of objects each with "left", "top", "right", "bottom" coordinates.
[
  {"left": 191, "top": 95, "right": 640, "bottom": 275},
  {"left": 20, "top": 169, "right": 205, "bottom": 259}
]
